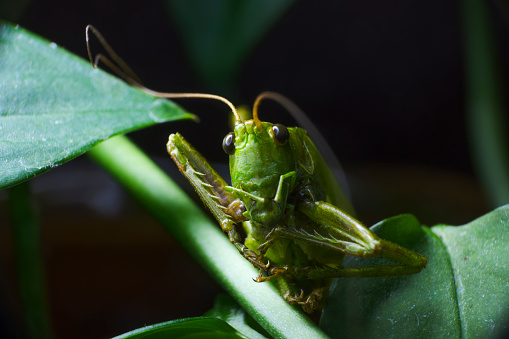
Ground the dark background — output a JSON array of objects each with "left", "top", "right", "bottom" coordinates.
[
  {"left": 16, "top": 1, "right": 471, "bottom": 171},
  {"left": 1, "top": 1, "right": 508, "bottom": 338}
]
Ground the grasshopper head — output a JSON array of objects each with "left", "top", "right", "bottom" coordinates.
[{"left": 223, "top": 120, "right": 295, "bottom": 227}]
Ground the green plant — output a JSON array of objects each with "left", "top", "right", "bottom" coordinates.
[{"left": 2, "top": 0, "right": 509, "bottom": 337}]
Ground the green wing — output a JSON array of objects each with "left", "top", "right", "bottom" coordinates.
[{"left": 289, "top": 127, "right": 355, "bottom": 215}]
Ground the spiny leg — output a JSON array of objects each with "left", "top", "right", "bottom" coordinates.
[
  {"left": 168, "top": 134, "right": 269, "bottom": 269},
  {"left": 255, "top": 200, "right": 426, "bottom": 281},
  {"left": 296, "top": 200, "right": 427, "bottom": 274},
  {"left": 226, "top": 229, "right": 268, "bottom": 271}
]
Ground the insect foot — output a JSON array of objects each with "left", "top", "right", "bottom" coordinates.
[
  {"left": 255, "top": 265, "right": 289, "bottom": 282},
  {"left": 242, "top": 248, "right": 269, "bottom": 270},
  {"left": 282, "top": 289, "right": 305, "bottom": 305},
  {"left": 298, "top": 288, "right": 325, "bottom": 314},
  {"left": 281, "top": 287, "right": 324, "bottom": 313}
]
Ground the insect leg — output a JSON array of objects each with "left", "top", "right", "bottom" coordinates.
[
  {"left": 286, "top": 200, "right": 427, "bottom": 276},
  {"left": 253, "top": 205, "right": 423, "bottom": 281},
  {"left": 168, "top": 134, "right": 268, "bottom": 270},
  {"left": 275, "top": 274, "right": 327, "bottom": 313},
  {"left": 292, "top": 261, "right": 425, "bottom": 279},
  {"left": 274, "top": 171, "right": 297, "bottom": 207},
  {"left": 276, "top": 276, "right": 304, "bottom": 303},
  {"left": 168, "top": 134, "right": 245, "bottom": 226}
]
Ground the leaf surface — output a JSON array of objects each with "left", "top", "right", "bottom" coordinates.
[
  {"left": 205, "top": 294, "right": 269, "bottom": 339},
  {"left": 111, "top": 317, "right": 249, "bottom": 339},
  {"left": 321, "top": 206, "right": 509, "bottom": 338},
  {"left": 0, "top": 22, "right": 194, "bottom": 189}
]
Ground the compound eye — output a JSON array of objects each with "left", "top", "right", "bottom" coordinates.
[
  {"left": 222, "top": 132, "right": 235, "bottom": 154},
  {"left": 271, "top": 124, "right": 289, "bottom": 145}
]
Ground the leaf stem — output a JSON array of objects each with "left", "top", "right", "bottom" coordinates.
[{"left": 8, "top": 182, "right": 54, "bottom": 339}]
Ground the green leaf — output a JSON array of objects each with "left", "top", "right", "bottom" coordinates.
[
  {"left": 205, "top": 294, "right": 269, "bottom": 339},
  {"left": 321, "top": 207, "right": 509, "bottom": 338},
  {"left": 0, "top": 22, "right": 194, "bottom": 190},
  {"left": 111, "top": 317, "right": 249, "bottom": 339},
  {"left": 165, "top": 0, "right": 295, "bottom": 92}
]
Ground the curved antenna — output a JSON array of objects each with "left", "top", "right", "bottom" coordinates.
[
  {"left": 85, "top": 25, "right": 242, "bottom": 122},
  {"left": 252, "top": 91, "right": 352, "bottom": 200},
  {"left": 86, "top": 25, "right": 142, "bottom": 84},
  {"left": 252, "top": 92, "right": 266, "bottom": 129},
  {"left": 138, "top": 88, "right": 241, "bottom": 122}
]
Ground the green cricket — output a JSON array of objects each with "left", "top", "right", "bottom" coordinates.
[
  {"left": 167, "top": 93, "right": 427, "bottom": 313},
  {"left": 86, "top": 25, "right": 427, "bottom": 313}
]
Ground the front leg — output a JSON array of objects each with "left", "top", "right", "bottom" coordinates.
[
  {"left": 168, "top": 134, "right": 268, "bottom": 268},
  {"left": 168, "top": 133, "right": 246, "bottom": 228}
]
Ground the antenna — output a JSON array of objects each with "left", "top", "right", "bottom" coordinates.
[
  {"left": 252, "top": 91, "right": 352, "bottom": 201},
  {"left": 85, "top": 25, "right": 242, "bottom": 122}
]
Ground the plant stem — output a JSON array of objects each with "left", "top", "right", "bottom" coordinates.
[
  {"left": 88, "top": 135, "right": 329, "bottom": 338},
  {"left": 8, "top": 182, "right": 54, "bottom": 339},
  {"left": 462, "top": 0, "right": 509, "bottom": 206}
]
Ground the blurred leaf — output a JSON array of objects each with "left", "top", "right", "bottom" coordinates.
[
  {"left": 205, "top": 294, "right": 269, "bottom": 339},
  {"left": 111, "top": 317, "right": 249, "bottom": 339},
  {"left": 462, "top": 0, "right": 509, "bottom": 206},
  {"left": 321, "top": 207, "right": 509, "bottom": 338},
  {"left": 165, "top": 0, "right": 295, "bottom": 92},
  {"left": 0, "top": 22, "right": 194, "bottom": 190}
]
